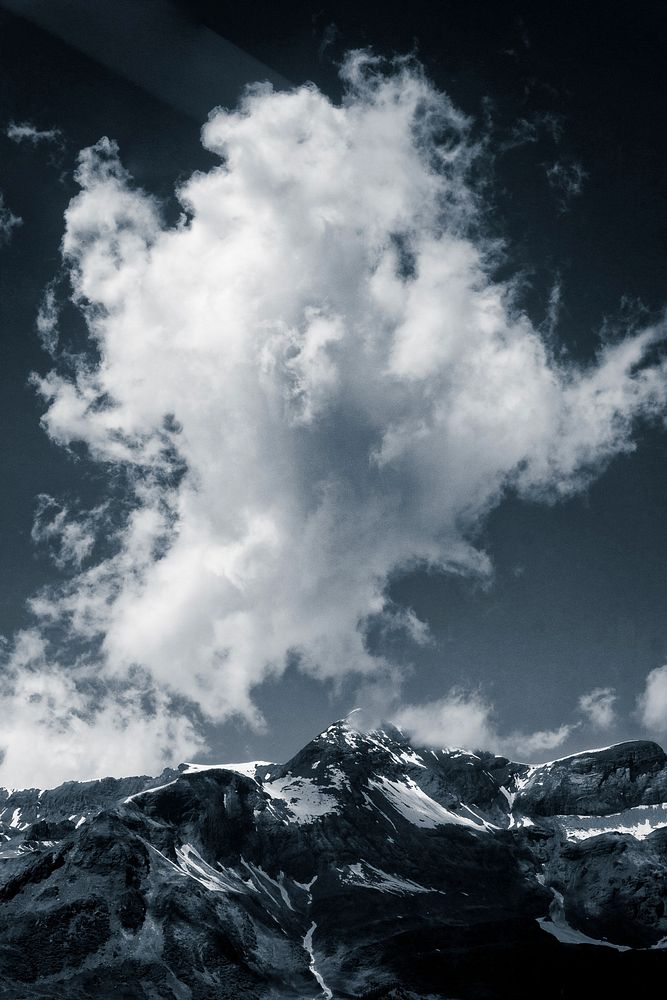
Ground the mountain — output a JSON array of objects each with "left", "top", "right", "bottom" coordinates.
[{"left": 0, "top": 721, "right": 666, "bottom": 998}]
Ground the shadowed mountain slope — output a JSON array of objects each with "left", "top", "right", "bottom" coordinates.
[{"left": 1, "top": 721, "right": 666, "bottom": 998}]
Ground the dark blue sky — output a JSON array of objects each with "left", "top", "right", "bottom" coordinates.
[{"left": 1, "top": 0, "right": 667, "bottom": 774}]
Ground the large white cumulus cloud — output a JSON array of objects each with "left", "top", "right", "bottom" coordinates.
[{"left": 3, "top": 55, "right": 667, "bottom": 784}]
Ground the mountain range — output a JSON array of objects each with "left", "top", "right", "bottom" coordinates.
[{"left": 1, "top": 719, "right": 666, "bottom": 998}]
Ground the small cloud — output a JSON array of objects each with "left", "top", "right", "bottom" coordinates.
[
  {"left": 6, "top": 120, "right": 63, "bottom": 146},
  {"left": 546, "top": 160, "right": 587, "bottom": 210},
  {"left": 578, "top": 686, "right": 617, "bottom": 729},
  {"left": 395, "top": 690, "right": 575, "bottom": 759},
  {"left": 36, "top": 283, "right": 60, "bottom": 355},
  {"left": 395, "top": 690, "right": 496, "bottom": 750},
  {"left": 637, "top": 665, "right": 667, "bottom": 733},
  {"left": 542, "top": 274, "right": 562, "bottom": 341},
  {"left": 0, "top": 191, "right": 22, "bottom": 245},
  {"left": 501, "top": 111, "right": 563, "bottom": 152},
  {"left": 318, "top": 22, "right": 338, "bottom": 60},
  {"left": 508, "top": 117, "right": 540, "bottom": 147},
  {"left": 511, "top": 723, "right": 575, "bottom": 756}
]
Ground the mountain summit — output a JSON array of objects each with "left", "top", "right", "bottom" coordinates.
[{"left": 1, "top": 722, "right": 666, "bottom": 998}]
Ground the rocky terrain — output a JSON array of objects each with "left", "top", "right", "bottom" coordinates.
[{"left": 0, "top": 721, "right": 666, "bottom": 998}]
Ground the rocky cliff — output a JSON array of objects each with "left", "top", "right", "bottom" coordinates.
[{"left": 0, "top": 722, "right": 666, "bottom": 998}]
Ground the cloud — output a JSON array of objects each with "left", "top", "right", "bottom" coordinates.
[
  {"left": 546, "top": 160, "right": 587, "bottom": 210},
  {"left": 3, "top": 53, "right": 667, "bottom": 783},
  {"left": 637, "top": 665, "right": 667, "bottom": 733},
  {"left": 512, "top": 723, "right": 575, "bottom": 757},
  {"left": 541, "top": 274, "right": 562, "bottom": 341},
  {"left": 0, "top": 631, "right": 204, "bottom": 788},
  {"left": 395, "top": 691, "right": 496, "bottom": 750},
  {"left": 395, "top": 690, "right": 575, "bottom": 759},
  {"left": 0, "top": 191, "right": 22, "bottom": 245},
  {"left": 31, "top": 495, "right": 107, "bottom": 569},
  {"left": 6, "top": 120, "right": 63, "bottom": 146},
  {"left": 318, "top": 22, "right": 339, "bottom": 60},
  {"left": 36, "top": 283, "right": 60, "bottom": 355},
  {"left": 578, "top": 686, "right": 617, "bottom": 729},
  {"left": 501, "top": 111, "right": 563, "bottom": 152}
]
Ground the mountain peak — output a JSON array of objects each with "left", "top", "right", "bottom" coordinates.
[{"left": 0, "top": 726, "right": 666, "bottom": 996}]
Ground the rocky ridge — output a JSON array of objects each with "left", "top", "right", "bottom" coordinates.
[{"left": 0, "top": 722, "right": 666, "bottom": 998}]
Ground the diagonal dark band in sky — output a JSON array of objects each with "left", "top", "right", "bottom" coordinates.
[{"left": 0, "top": 0, "right": 290, "bottom": 121}]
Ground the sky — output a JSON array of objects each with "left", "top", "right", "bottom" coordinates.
[{"left": 1, "top": 0, "right": 667, "bottom": 786}]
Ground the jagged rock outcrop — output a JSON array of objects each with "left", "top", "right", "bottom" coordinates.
[{"left": 0, "top": 722, "right": 666, "bottom": 998}]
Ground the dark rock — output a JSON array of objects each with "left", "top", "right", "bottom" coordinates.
[
  {"left": 514, "top": 741, "right": 667, "bottom": 816},
  {"left": 0, "top": 724, "right": 666, "bottom": 998}
]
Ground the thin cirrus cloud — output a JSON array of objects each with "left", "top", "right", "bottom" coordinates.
[
  {"left": 2, "top": 53, "right": 667, "bottom": 786},
  {"left": 0, "top": 189, "right": 22, "bottom": 245}
]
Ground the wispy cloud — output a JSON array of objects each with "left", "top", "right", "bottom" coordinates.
[
  {"left": 31, "top": 495, "right": 108, "bottom": 569},
  {"left": 546, "top": 159, "right": 587, "bottom": 210},
  {"left": 35, "top": 282, "right": 61, "bottom": 355},
  {"left": 514, "top": 723, "right": 576, "bottom": 756},
  {"left": 501, "top": 111, "right": 563, "bottom": 152},
  {"left": 578, "top": 686, "right": 617, "bottom": 729},
  {"left": 394, "top": 690, "right": 576, "bottom": 760},
  {"left": 0, "top": 191, "right": 22, "bottom": 245},
  {"left": 6, "top": 120, "right": 63, "bottom": 146},
  {"left": 2, "top": 53, "right": 667, "bottom": 783}
]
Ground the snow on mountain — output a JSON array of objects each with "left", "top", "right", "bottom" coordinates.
[
  {"left": 0, "top": 723, "right": 666, "bottom": 997},
  {"left": 555, "top": 801, "right": 667, "bottom": 842}
]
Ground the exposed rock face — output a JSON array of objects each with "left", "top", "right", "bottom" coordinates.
[
  {"left": 0, "top": 724, "right": 666, "bottom": 998},
  {"left": 513, "top": 741, "right": 667, "bottom": 816},
  {"left": 0, "top": 770, "right": 181, "bottom": 843},
  {"left": 544, "top": 830, "right": 667, "bottom": 948}
]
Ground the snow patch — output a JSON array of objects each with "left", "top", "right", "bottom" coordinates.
[
  {"left": 124, "top": 778, "right": 179, "bottom": 804},
  {"left": 556, "top": 802, "right": 667, "bottom": 842},
  {"left": 361, "top": 790, "right": 398, "bottom": 831},
  {"left": 183, "top": 760, "right": 271, "bottom": 780},
  {"left": 538, "top": 890, "right": 630, "bottom": 951},
  {"left": 176, "top": 843, "right": 253, "bottom": 895},
  {"left": 240, "top": 859, "right": 297, "bottom": 911},
  {"left": 499, "top": 785, "right": 515, "bottom": 808},
  {"left": 530, "top": 743, "right": 627, "bottom": 768},
  {"left": 369, "top": 776, "right": 492, "bottom": 831},
  {"left": 399, "top": 749, "right": 426, "bottom": 768},
  {"left": 320, "top": 766, "right": 350, "bottom": 792},
  {"left": 303, "top": 921, "right": 333, "bottom": 999},
  {"left": 264, "top": 775, "right": 339, "bottom": 823},
  {"left": 340, "top": 861, "right": 440, "bottom": 895}
]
